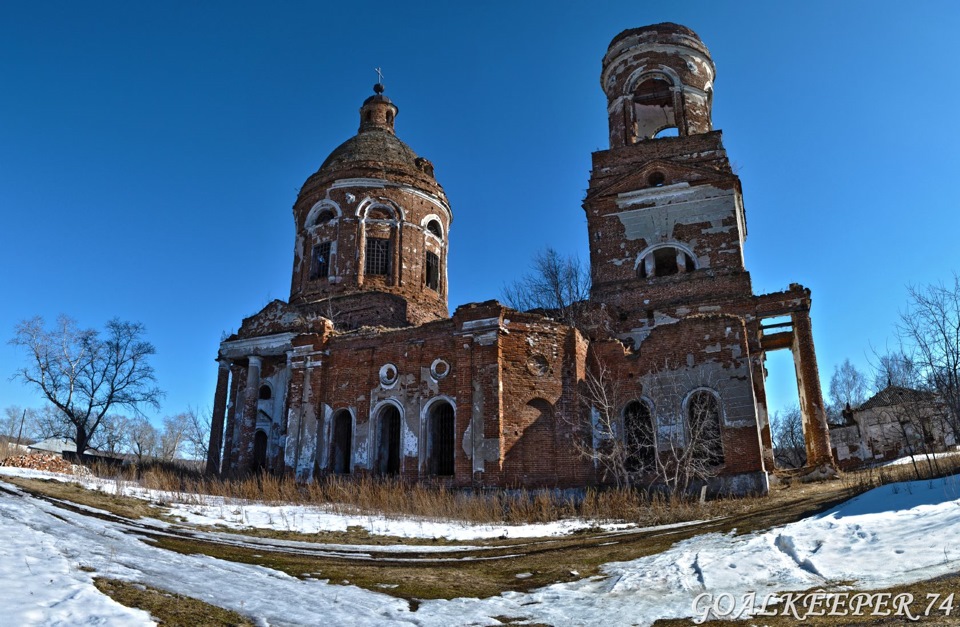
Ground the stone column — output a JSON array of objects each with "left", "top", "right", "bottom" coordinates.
[
  {"left": 205, "top": 359, "right": 231, "bottom": 475},
  {"left": 236, "top": 355, "right": 262, "bottom": 470},
  {"left": 792, "top": 311, "right": 835, "bottom": 467}
]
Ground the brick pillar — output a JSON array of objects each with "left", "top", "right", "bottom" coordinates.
[
  {"left": 222, "top": 362, "right": 243, "bottom": 472},
  {"left": 792, "top": 311, "right": 835, "bottom": 467},
  {"left": 205, "top": 359, "right": 231, "bottom": 475},
  {"left": 236, "top": 355, "right": 262, "bottom": 470},
  {"left": 750, "top": 354, "right": 776, "bottom": 471}
]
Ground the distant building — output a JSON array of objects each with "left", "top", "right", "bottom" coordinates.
[
  {"left": 27, "top": 437, "right": 77, "bottom": 455},
  {"left": 206, "top": 23, "right": 833, "bottom": 495},
  {"left": 830, "top": 386, "right": 956, "bottom": 469}
]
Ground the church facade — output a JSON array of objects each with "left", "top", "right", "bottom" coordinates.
[{"left": 206, "top": 23, "right": 834, "bottom": 495}]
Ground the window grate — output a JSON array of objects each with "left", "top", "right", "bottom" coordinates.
[
  {"left": 365, "top": 237, "right": 391, "bottom": 276},
  {"left": 310, "top": 242, "right": 331, "bottom": 280}
]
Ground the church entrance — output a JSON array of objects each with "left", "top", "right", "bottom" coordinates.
[
  {"left": 252, "top": 430, "right": 268, "bottom": 473},
  {"left": 376, "top": 406, "right": 402, "bottom": 476}
]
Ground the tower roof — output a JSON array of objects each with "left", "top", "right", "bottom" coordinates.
[
  {"left": 605, "top": 22, "right": 712, "bottom": 63},
  {"left": 307, "top": 84, "right": 439, "bottom": 189}
]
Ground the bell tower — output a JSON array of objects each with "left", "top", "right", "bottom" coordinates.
[{"left": 584, "top": 23, "right": 750, "bottom": 338}]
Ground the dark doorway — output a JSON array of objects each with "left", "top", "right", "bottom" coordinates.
[
  {"left": 624, "top": 400, "right": 654, "bottom": 472},
  {"left": 377, "top": 405, "right": 402, "bottom": 475},
  {"left": 331, "top": 410, "right": 352, "bottom": 474},
  {"left": 252, "top": 430, "right": 268, "bottom": 472},
  {"left": 428, "top": 401, "right": 455, "bottom": 476}
]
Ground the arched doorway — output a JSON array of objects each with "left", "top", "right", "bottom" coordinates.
[
  {"left": 376, "top": 405, "right": 402, "bottom": 476},
  {"left": 331, "top": 410, "right": 352, "bottom": 474},
  {"left": 687, "top": 390, "right": 725, "bottom": 466},
  {"left": 427, "top": 401, "right": 454, "bottom": 476},
  {"left": 252, "top": 430, "right": 268, "bottom": 473}
]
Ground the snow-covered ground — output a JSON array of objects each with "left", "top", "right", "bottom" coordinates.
[
  {"left": 2, "top": 468, "right": 960, "bottom": 625},
  {"left": 879, "top": 449, "right": 960, "bottom": 467}
]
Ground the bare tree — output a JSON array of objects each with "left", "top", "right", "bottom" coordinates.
[
  {"left": 91, "top": 414, "right": 129, "bottom": 457},
  {"left": 828, "top": 358, "right": 869, "bottom": 420},
  {"left": 125, "top": 416, "right": 158, "bottom": 465},
  {"left": 2, "top": 406, "right": 40, "bottom": 443},
  {"left": 502, "top": 247, "right": 591, "bottom": 327},
  {"left": 182, "top": 407, "right": 211, "bottom": 462},
  {"left": 871, "top": 351, "right": 922, "bottom": 391},
  {"left": 568, "top": 354, "right": 728, "bottom": 494},
  {"left": 159, "top": 413, "right": 191, "bottom": 461},
  {"left": 573, "top": 355, "right": 642, "bottom": 488},
  {"left": 896, "top": 275, "right": 960, "bottom": 441},
  {"left": 10, "top": 316, "right": 163, "bottom": 455},
  {"left": 771, "top": 406, "right": 806, "bottom": 469}
]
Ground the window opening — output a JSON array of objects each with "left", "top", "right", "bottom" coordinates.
[
  {"left": 425, "top": 251, "right": 440, "bottom": 291},
  {"left": 365, "top": 237, "right": 391, "bottom": 276},
  {"left": 311, "top": 242, "right": 331, "bottom": 280}
]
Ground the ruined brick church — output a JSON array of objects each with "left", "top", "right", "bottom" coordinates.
[{"left": 206, "top": 23, "right": 834, "bottom": 495}]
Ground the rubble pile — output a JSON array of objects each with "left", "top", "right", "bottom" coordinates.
[{"left": 0, "top": 453, "right": 85, "bottom": 475}]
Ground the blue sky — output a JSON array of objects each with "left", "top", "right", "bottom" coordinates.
[{"left": 2, "top": 1, "right": 958, "bottom": 425}]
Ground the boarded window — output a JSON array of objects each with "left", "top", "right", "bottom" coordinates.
[
  {"left": 624, "top": 400, "right": 654, "bottom": 472},
  {"left": 377, "top": 405, "right": 402, "bottom": 475},
  {"left": 311, "top": 242, "right": 331, "bottom": 280},
  {"left": 365, "top": 237, "right": 391, "bottom": 276},
  {"left": 428, "top": 402, "right": 454, "bottom": 476},
  {"left": 425, "top": 251, "right": 440, "bottom": 291},
  {"left": 687, "top": 391, "right": 725, "bottom": 466},
  {"left": 331, "top": 411, "right": 352, "bottom": 474}
]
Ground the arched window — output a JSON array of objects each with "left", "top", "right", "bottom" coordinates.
[
  {"left": 427, "top": 401, "right": 454, "bottom": 476},
  {"left": 637, "top": 246, "right": 697, "bottom": 278},
  {"left": 330, "top": 410, "right": 352, "bottom": 474},
  {"left": 623, "top": 400, "right": 654, "bottom": 472},
  {"left": 314, "top": 210, "right": 335, "bottom": 226},
  {"left": 376, "top": 405, "right": 402, "bottom": 476},
  {"left": 686, "top": 390, "right": 724, "bottom": 466},
  {"left": 426, "top": 219, "right": 442, "bottom": 239},
  {"left": 258, "top": 384, "right": 272, "bottom": 400},
  {"left": 632, "top": 76, "right": 677, "bottom": 141}
]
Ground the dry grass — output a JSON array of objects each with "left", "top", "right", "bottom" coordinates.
[
  {"left": 71, "top": 450, "right": 960, "bottom": 532},
  {"left": 81, "top": 463, "right": 771, "bottom": 528},
  {"left": 93, "top": 578, "right": 255, "bottom": 626}
]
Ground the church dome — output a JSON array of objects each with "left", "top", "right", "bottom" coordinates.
[
  {"left": 301, "top": 85, "right": 440, "bottom": 195},
  {"left": 319, "top": 129, "right": 425, "bottom": 175}
]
